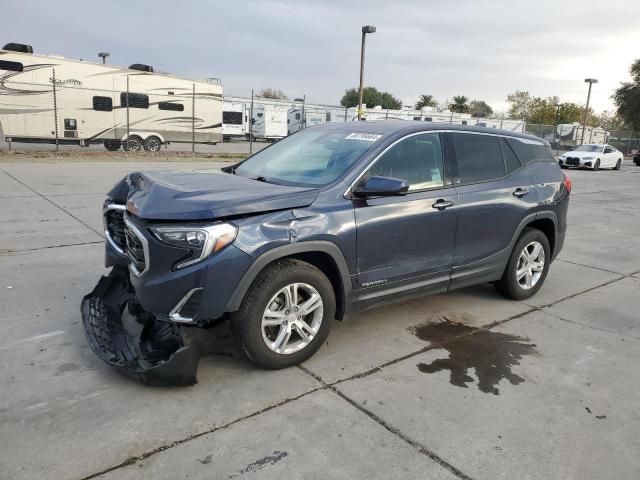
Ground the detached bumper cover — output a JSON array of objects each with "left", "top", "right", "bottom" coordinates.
[{"left": 81, "top": 268, "right": 203, "bottom": 386}]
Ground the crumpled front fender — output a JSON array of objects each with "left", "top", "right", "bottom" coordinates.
[{"left": 81, "top": 267, "right": 203, "bottom": 386}]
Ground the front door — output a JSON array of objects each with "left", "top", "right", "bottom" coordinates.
[{"left": 353, "top": 132, "right": 458, "bottom": 299}]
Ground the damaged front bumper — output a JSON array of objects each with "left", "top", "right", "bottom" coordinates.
[{"left": 81, "top": 267, "right": 205, "bottom": 386}]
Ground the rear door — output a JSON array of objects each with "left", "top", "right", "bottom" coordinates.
[
  {"left": 448, "top": 132, "right": 537, "bottom": 288},
  {"left": 353, "top": 132, "right": 458, "bottom": 299}
]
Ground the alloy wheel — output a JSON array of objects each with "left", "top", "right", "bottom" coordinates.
[
  {"left": 516, "top": 241, "right": 545, "bottom": 290},
  {"left": 261, "top": 283, "right": 323, "bottom": 355}
]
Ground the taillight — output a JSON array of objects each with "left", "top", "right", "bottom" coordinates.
[{"left": 563, "top": 173, "right": 572, "bottom": 193}]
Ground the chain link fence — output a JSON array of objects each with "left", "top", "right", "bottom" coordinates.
[{"left": 2, "top": 70, "right": 640, "bottom": 156}]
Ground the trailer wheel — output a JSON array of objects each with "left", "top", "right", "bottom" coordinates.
[
  {"left": 143, "top": 136, "right": 162, "bottom": 152},
  {"left": 123, "top": 136, "right": 142, "bottom": 152},
  {"left": 104, "top": 140, "right": 121, "bottom": 151}
]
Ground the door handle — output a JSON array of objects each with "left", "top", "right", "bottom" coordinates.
[
  {"left": 512, "top": 187, "right": 529, "bottom": 198},
  {"left": 432, "top": 199, "right": 454, "bottom": 211}
]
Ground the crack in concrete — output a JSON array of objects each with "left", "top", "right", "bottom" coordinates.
[
  {"left": 78, "top": 386, "right": 324, "bottom": 480},
  {"left": 3, "top": 241, "right": 104, "bottom": 254},
  {"left": 0, "top": 168, "right": 104, "bottom": 238}
]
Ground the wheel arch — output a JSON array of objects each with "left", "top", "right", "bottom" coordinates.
[{"left": 226, "top": 241, "right": 353, "bottom": 320}]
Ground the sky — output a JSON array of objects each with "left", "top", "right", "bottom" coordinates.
[{"left": 5, "top": 0, "right": 639, "bottom": 113}]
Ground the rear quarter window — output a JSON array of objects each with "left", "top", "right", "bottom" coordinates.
[{"left": 507, "top": 138, "right": 554, "bottom": 163}]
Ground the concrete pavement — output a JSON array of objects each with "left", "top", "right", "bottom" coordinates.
[{"left": 1, "top": 158, "right": 639, "bottom": 480}]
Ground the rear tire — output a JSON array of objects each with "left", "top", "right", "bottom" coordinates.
[
  {"left": 143, "top": 136, "right": 162, "bottom": 152},
  {"left": 495, "top": 228, "right": 551, "bottom": 300},
  {"left": 614, "top": 159, "right": 622, "bottom": 170},
  {"left": 231, "top": 259, "right": 335, "bottom": 369}
]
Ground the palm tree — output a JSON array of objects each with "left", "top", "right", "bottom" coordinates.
[
  {"left": 414, "top": 94, "right": 437, "bottom": 110},
  {"left": 449, "top": 95, "right": 470, "bottom": 113}
]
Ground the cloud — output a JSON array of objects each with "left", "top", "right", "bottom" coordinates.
[{"left": 4, "top": 0, "right": 639, "bottom": 112}]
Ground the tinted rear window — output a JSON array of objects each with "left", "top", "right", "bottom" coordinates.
[
  {"left": 507, "top": 138, "right": 554, "bottom": 163},
  {"left": 223, "top": 111, "right": 243, "bottom": 124},
  {"left": 451, "top": 133, "right": 506, "bottom": 183}
]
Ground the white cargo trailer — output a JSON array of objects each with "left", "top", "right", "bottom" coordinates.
[
  {"left": 250, "top": 104, "right": 287, "bottom": 141},
  {"left": 222, "top": 100, "right": 246, "bottom": 141},
  {"left": 0, "top": 43, "right": 223, "bottom": 151}
]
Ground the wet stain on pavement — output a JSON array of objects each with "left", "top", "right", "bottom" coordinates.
[
  {"left": 226, "top": 451, "right": 289, "bottom": 478},
  {"left": 410, "top": 320, "right": 538, "bottom": 395}
]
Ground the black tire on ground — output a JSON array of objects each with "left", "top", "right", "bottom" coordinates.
[
  {"left": 614, "top": 159, "right": 622, "bottom": 170},
  {"left": 593, "top": 159, "right": 600, "bottom": 171},
  {"left": 231, "top": 259, "right": 335, "bottom": 369},
  {"left": 143, "top": 136, "right": 162, "bottom": 152},
  {"left": 104, "top": 140, "right": 121, "bottom": 151},
  {"left": 123, "top": 135, "right": 142, "bottom": 152},
  {"left": 495, "top": 227, "right": 551, "bottom": 301}
]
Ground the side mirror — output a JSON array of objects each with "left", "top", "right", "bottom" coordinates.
[{"left": 353, "top": 176, "right": 409, "bottom": 198}]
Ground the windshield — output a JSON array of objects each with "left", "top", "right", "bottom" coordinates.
[
  {"left": 575, "top": 145, "right": 602, "bottom": 153},
  {"left": 234, "top": 129, "right": 385, "bottom": 186}
]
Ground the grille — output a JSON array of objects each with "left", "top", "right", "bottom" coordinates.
[
  {"left": 105, "top": 208, "right": 126, "bottom": 251},
  {"left": 125, "top": 223, "right": 146, "bottom": 274},
  {"left": 565, "top": 157, "right": 580, "bottom": 166}
]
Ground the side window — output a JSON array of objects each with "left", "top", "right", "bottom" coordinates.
[
  {"left": 506, "top": 138, "right": 554, "bottom": 163},
  {"left": 92, "top": 96, "right": 112, "bottom": 112},
  {"left": 120, "top": 92, "right": 149, "bottom": 109},
  {"left": 158, "top": 102, "right": 184, "bottom": 111},
  {"left": 368, "top": 133, "right": 444, "bottom": 191},
  {"left": 0, "top": 60, "right": 23, "bottom": 72},
  {"left": 451, "top": 133, "right": 505, "bottom": 183},
  {"left": 604, "top": 145, "right": 613, "bottom": 153},
  {"left": 500, "top": 138, "right": 521, "bottom": 173}
]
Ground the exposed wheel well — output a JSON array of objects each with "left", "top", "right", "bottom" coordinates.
[{"left": 525, "top": 218, "right": 555, "bottom": 256}]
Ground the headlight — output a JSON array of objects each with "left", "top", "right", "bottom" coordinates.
[{"left": 151, "top": 223, "right": 237, "bottom": 269}]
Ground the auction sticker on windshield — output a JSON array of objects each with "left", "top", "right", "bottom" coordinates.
[{"left": 345, "top": 132, "right": 383, "bottom": 142}]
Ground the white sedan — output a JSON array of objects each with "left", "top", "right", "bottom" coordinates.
[{"left": 558, "top": 144, "right": 623, "bottom": 171}]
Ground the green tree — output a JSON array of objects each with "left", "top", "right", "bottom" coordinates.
[
  {"left": 258, "top": 88, "right": 288, "bottom": 100},
  {"left": 613, "top": 58, "right": 640, "bottom": 130},
  {"left": 469, "top": 100, "right": 493, "bottom": 117},
  {"left": 594, "top": 110, "right": 625, "bottom": 130},
  {"left": 506, "top": 91, "right": 531, "bottom": 120},
  {"left": 414, "top": 94, "right": 437, "bottom": 110},
  {"left": 449, "top": 95, "right": 469, "bottom": 113},
  {"left": 507, "top": 91, "right": 594, "bottom": 125},
  {"left": 340, "top": 87, "right": 402, "bottom": 110}
]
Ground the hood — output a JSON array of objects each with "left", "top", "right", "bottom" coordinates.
[
  {"left": 562, "top": 150, "right": 601, "bottom": 159},
  {"left": 108, "top": 170, "right": 319, "bottom": 221}
]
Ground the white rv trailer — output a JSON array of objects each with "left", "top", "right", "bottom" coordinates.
[
  {"left": 557, "top": 123, "right": 608, "bottom": 147},
  {"left": 222, "top": 100, "right": 246, "bottom": 141},
  {"left": 250, "top": 104, "right": 287, "bottom": 141},
  {"left": 0, "top": 44, "right": 222, "bottom": 151}
]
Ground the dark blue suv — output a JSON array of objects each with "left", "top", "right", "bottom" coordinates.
[{"left": 82, "top": 122, "right": 570, "bottom": 385}]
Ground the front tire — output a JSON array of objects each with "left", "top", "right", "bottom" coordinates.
[
  {"left": 614, "top": 159, "right": 622, "bottom": 170},
  {"left": 231, "top": 259, "right": 335, "bottom": 369},
  {"left": 495, "top": 228, "right": 551, "bottom": 300},
  {"left": 593, "top": 159, "right": 600, "bottom": 171},
  {"left": 123, "top": 135, "right": 142, "bottom": 152}
]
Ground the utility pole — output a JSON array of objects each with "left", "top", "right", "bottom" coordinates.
[
  {"left": 580, "top": 78, "right": 597, "bottom": 145},
  {"left": 98, "top": 52, "right": 110, "bottom": 65},
  {"left": 357, "top": 25, "right": 376, "bottom": 121}
]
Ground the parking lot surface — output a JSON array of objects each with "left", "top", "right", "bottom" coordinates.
[{"left": 1, "top": 157, "right": 639, "bottom": 479}]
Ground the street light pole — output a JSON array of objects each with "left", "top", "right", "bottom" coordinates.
[
  {"left": 554, "top": 102, "right": 561, "bottom": 156},
  {"left": 98, "top": 52, "right": 110, "bottom": 65},
  {"left": 357, "top": 25, "right": 376, "bottom": 121},
  {"left": 580, "top": 78, "right": 597, "bottom": 145}
]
